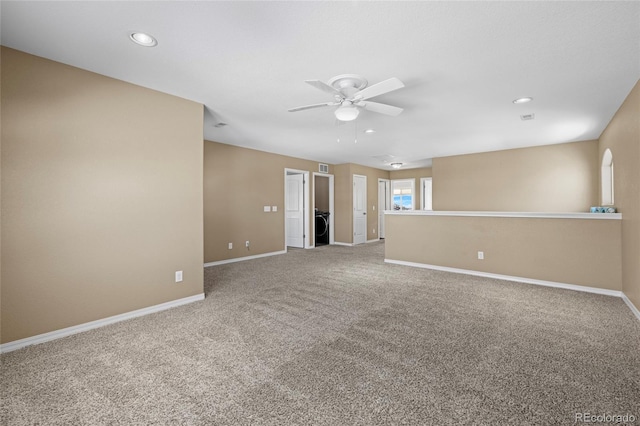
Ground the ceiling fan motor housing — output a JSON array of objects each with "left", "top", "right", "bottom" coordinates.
[{"left": 329, "top": 74, "right": 368, "bottom": 96}]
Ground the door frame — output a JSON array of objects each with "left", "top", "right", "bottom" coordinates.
[
  {"left": 312, "top": 172, "right": 335, "bottom": 246},
  {"left": 378, "top": 178, "right": 391, "bottom": 239},
  {"left": 284, "top": 168, "right": 311, "bottom": 250},
  {"left": 353, "top": 174, "right": 367, "bottom": 245}
]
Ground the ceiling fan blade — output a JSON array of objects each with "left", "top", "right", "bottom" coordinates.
[
  {"left": 288, "top": 102, "right": 336, "bottom": 112},
  {"left": 358, "top": 100, "right": 403, "bottom": 116},
  {"left": 305, "top": 80, "right": 343, "bottom": 97},
  {"left": 353, "top": 77, "right": 404, "bottom": 101}
]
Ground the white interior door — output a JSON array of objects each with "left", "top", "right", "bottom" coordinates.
[
  {"left": 353, "top": 174, "right": 367, "bottom": 245},
  {"left": 286, "top": 173, "right": 304, "bottom": 248},
  {"left": 378, "top": 179, "right": 390, "bottom": 238}
]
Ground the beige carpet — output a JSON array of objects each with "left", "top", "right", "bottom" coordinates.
[{"left": 2, "top": 241, "right": 639, "bottom": 425}]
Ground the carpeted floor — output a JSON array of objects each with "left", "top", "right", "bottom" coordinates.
[{"left": 2, "top": 241, "right": 639, "bottom": 425}]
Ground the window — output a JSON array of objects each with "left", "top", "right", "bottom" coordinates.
[
  {"left": 421, "top": 177, "right": 433, "bottom": 210},
  {"left": 391, "top": 179, "right": 415, "bottom": 210},
  {"left": 601, "top": 149, "right": 614, "bottom": 205}
]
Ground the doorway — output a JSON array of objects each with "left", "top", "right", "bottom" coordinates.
[
  {"left": 313, "top": 173, "right": 334, "bottom": 246},
  {"left": 353, "top": 174, "right": 367, "bottom": 245},
  {"left": 285, "top": 169, "right": 310, "bottom": 249}
]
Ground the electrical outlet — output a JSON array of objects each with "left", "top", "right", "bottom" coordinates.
[
  {"left": 245, "top": 240, "right": 250, "bottom": 248},
  {"left": 272, "top": 206, "right": 277, "bottom": 212},
  {"left": 175, "top": 271, "right": 183, "bottom": 283},
  {"left": 228, "top": 242, "right": 233, "bottom": 250},
  {"left": 478, "top": 251, "right": 484, "bottom": 260}
]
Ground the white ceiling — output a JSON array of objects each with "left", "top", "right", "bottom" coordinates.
[{"left": 2, "top": 1, "right": 639, "bottom": 170}]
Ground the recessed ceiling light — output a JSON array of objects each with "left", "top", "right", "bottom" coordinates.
[
  {"left": 390, "top": 162, "right": 403, "bottom": 169},
  {"left": 364, "top": 129, "right": 376, "bottom": 134},
  {"left": 513, "top": 97, "right": 533, "bottom": 104},
  {"left": 129, "top": 32, "right": 157, "bottom": 47}
]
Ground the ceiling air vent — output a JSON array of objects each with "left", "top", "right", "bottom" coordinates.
[
  {"left": 319, "top": 163, "right": 329, "bottom": 173},
  {"left": 520, "top": 113, "right": 535, "bottom": 121},
  {"left": 372, "top": 154, "right": 396, "bottom": 163}
]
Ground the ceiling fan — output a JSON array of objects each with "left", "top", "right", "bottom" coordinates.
[{"left": 288, "top": 74, "right": 405, "bottom": 122}]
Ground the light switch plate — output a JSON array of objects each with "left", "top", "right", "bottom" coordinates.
[
  {"left": 272, "top": 206, "right": 278, "bottom": 212},
  {"left": 264, "top": 206, "right": 271, "bottom": 212}
]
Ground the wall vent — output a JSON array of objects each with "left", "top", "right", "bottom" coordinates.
[
  {"left": 520, "top": 113, "right": 535, "bottom": 121},
  {"left": 319, "top": 163, "right": 329, "bottom": 173}
]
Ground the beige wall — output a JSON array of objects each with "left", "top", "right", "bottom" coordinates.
[
  {"left": 333, "top": 163, "right": 390, "bottom": 244},
  {"left": 389, "top": 167, "right": 432, "bottom": 211},
  {"left": 314, "top": 175, "right": 330, "bottom": 212},
  {"left": 203, "top": 141, "right": 333, "bottom": 262},
  {"left": 0, "top": 50, "right": 3, "bottom": 339},
  {"left": 385, "top": 214, "right": 621, "bottom": 291},
  {"left": 1, "top": 48, "right": 204, "bottom": 343},
  {"left": 432, "top": 141, "right": 599, "bottom": 212},
  {"left": 333, "top": 164, "right": 352, "bottom": 243},
  {"left": 351, "top": 164, "right": 390, "bottom": 242},
  {"left": 599, "top": 79, "right": 640, "bottom": 310}
]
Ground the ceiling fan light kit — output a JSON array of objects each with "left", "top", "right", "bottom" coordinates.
[
  {"left": 334, "top": 103, "right": 360, "bottom": 121},
  {"left": 289, "top": 74, "right": 405, "bottom": 121}
]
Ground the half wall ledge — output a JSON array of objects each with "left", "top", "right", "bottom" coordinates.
[
  {"left": 384, "top": 210, "right": 621, "bottom": 220},
  {"left": 384, "top": 210, "right": 622, "bottom": 293}
]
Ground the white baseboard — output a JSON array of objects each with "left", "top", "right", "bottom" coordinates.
[
  {"left": 204, "top": 250, "right": 286, "bottom": 267},
  {"left": 334, "top": 240, "right": 380, "bottom": 246},
  {"left": 622, "top": 293, "right": 640, "bottom": 321},
  {"left": 384, "top": 259, "right": 623, "bottom": 298},
  {"left": 0, "top": 293, "right": 205, "bottom": 354}
]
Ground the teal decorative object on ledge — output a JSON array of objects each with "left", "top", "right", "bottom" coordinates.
[{"left": 590, "top": 206, "right": 617, "bottom": 213}]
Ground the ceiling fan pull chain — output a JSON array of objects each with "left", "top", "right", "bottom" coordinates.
[{"left": 354, "top": 119, "right": 358, "bottom": 144}]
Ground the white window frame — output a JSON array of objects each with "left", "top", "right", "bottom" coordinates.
[
  {"left": 601, "top": 149, "right": 614, "bottom": 206},
  {"left": 391, "top": 179, "right": 415, "bottom": 211}
]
